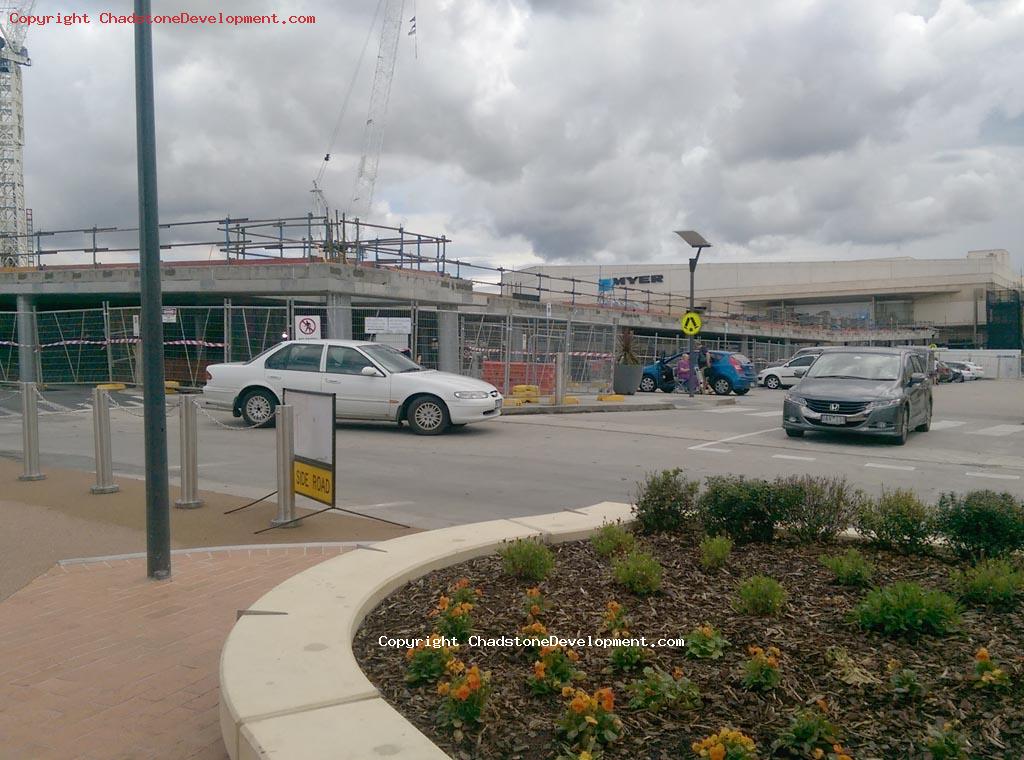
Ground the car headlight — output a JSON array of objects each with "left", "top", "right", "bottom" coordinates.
[
  {"left": 784, "top": 393, "right": 806, "bottom": 406},
  {"left": 453, "top": 391, "right": 490, "bottom": 400},
  {"left": 865, "top": 398, "right": 901, "bottom": 411}
]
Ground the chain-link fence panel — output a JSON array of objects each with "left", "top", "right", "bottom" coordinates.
[
  {"left": 227, "top": 305, "right": 288, "bottom": 363},
  {"left": 37, "top": 308, "right": 109, "bottom": 384},
  {"left": 352, "top": 302, "right": 415, "bottom": 359},
  {"left": 0, "top": 311, "right": 17, "bottom": 382}
]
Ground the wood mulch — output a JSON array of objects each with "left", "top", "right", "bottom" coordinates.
[{"left": 353, "top": 532, "right": 1024, "bottom": 759}]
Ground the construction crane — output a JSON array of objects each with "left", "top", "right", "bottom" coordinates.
[
  {"left": 0, "top": 1, "right": 32, "bottom": 266},
  {"left": 350, "top": 0, "right": 405, "bottom": 219}
]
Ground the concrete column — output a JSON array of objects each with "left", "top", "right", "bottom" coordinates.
[
  {"left": 16, "top": 294, "right": 37, "bottom": 384},
  {"left": 325, "top": 293, "right": 353, "bottom": 340},
  {"left": 437, "top": 309, "right": 460, "bottom": 374}
]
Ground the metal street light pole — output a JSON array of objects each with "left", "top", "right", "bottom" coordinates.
[
  {"left": 134, "top": 0, "right": 171, "bottom": 580},
  {"left": 675, "top": 231, "right": 712, "bottom": 397}
]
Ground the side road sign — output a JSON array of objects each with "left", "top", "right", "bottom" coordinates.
[
  {"left": 681, "top": 311, "right": 702, "bottom": 336},
  {"left": 284, "top": 388, "right": 336, "bottom": 507},
  {"left": 295, "top": 315, "right": 322, "bottom": 339}
]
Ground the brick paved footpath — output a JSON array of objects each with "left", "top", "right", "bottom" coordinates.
[{"left": 0, "top": 546, "right": 349, "bottom": 760}]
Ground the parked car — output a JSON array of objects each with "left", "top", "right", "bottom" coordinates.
[
  {"left": 758, "top": 353, "right": 818, "bottom": 389},
  {"left": 790, "top": 346, "right": 828, "bottom": 360},
  {"left": 935, "top": 361, "right": 963, "bottom": 383},
  {"left": 674, "top": 350, "right": 756, "bottom": 395},
  {"left": 202, "top": 339, "right": 503, "bottom": 435},
  {"left": 639, "top": 352, "right": 682, "bottom": 393},
  {"left": 945, "top": 361, "right": 976, "bottom": 381},
  {"left": 963, "top": 360, "right": 985, "bottom": 378},
  {"left": 783, "top": 347, "right": 932, "bottom": 445}
]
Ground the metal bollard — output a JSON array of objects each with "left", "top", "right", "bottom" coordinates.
[
  {"left": 174, "top": 397, "right": 202, "bottom": 508},
  {"left": 554, "top": 352, "right": 565, "bottom": 406},
  {"left": 90, "top": 388, "right": 119, "bottom": 494},
  {"left": 18, "top": 381, "right": 45, "bottom": 481},
  {"left": 272, "top": 405, "right": 299, "bottom": 528}
]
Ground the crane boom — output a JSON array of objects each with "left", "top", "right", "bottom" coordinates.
[{"left": 350, "top": 0, "right": 405, "bottom": 220}]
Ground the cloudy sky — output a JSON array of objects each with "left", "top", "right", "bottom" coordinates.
[{"left": 18, "top": 0, "right": 1024, "bottom": 271}]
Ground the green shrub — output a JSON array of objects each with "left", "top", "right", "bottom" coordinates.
[
  {"left": 609, "top": 644, "right": 647, "bottom": 673},
  {"left": 404, "top": 634, "right": 457, "bottom": 685},
  {"left": 741, "top": 645, "right": 782, "bottom": 691},
  {"left": 950, "top": 558, "right": 1024, "bottom": 608},
  {"left": 857, "top": 489, "right": 934, "bottom": 553},
  {"left": 776, "top": 475, "right": 863, "bottom": 542},
  {"left": 820, "top": 548, "right": 874, "bottom": 587},
  {"left": 698, "top": 475, "right": 781, "bottom": 543},
  {"left": 854, "top": 582, "right": 959, "bottom": 637},
  {"left": 699, "top": 535, "right": 733, "bottom": 571},
  {"left": 500, "top": 538, "right": 555, "bottom": 582},
  {"left": 685, "top": 624, "right": 729, "bottom": 659},
  {"left": 771, "top": 709, "right": 845, "bottom": 758},
  {"left": 733, "top": 575, "right": 788, "bottom": 616},
  {"left": 625, "top": 666, "right": 701, "bottom": 713},
  {"left": 632, "top": 468, "right": 699, "bottom": 534},
  {"left": 590, "top": 522, "right": 636, "bottom": 558},
  {"left": 934, "top": 490, "right": 1024, "bottom": 560},
  {"left": 886, "top": 659, "right": 925, "bottom": 701},
  {"left": 612, "top": 551, "right": 663, "bottom": 595},
  {"left": 924, "top": 721, "right": 968, "bottom": 760}
]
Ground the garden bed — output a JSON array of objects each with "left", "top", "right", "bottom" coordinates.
[{"left": 353, "top": 530, "right": 1024, "bottom": 759}]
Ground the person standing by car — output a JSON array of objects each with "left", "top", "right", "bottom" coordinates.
[{"left": 696, "top": 340, "right": 710, "bottom": 394}]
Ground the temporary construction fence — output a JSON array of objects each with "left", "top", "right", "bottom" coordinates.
[{"left": 0, "top": 304, "right": 799, "bottom": 392}]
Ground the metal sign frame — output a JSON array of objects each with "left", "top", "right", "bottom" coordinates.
[{"left": 283, "top": 388, "right": 336, "bottom": 506}]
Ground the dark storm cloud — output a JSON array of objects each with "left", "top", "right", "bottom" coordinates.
[{"left": 18, "top": 0, "right": 1024, "bottom": 267}]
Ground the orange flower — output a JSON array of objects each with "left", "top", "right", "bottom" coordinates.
[
  {"left": 672, "top": 666, "right": 685, "bottom": 680},
  {"left": 812, "top": 750, "right": 825, "bottom": 759},
  {"left": 452, "top": 578, "right": 470, "bottom": 591},
  {"left": 526, "top": 586, "right": 541, "bottom": 598},
  {"left": 709, "top": 744, "right": 725, "bottom": 760},
  {"left": 569, "top": 694, "right": 589, "bottom": 714},
  {"left": 594, "top": 687, "right": 614, "bottom": 712},
  {"left": 436, "top": 681, "right": 450, "bottom": 696},
  {"left": 567, "top": 649, "right": 580, "bottom": 662},
  {"left": 561, "top": 686, "right": 575, "bottom": 698},
  {"left": 530, "top": 604, "right": 541, "bottom": 617},
  {"left": 453, "top": 684, "right": 471, "bottom": 701},
  {"left": 816, "top": 698, "right": 830, "bottom": 714},
  {"left": 748, "top": 645, "right": 763, "bottom": 657},
  {"left": 540, "top": 645, "right": 559, "bottom": 657},
  {"left": 446, "top": 659, "right": 465, "bottom": 675},
  {"left": 466, "top": 669, "right": 481, "bottom": 691},
  {"left": 533, "top": 661, "right": 546, "bottom": 679},
  {"left": 607, "top": 601, "right": 621, "bottom": 613},
  {"left": 975, "top": 647, "right": 990, "bottom": 663}
]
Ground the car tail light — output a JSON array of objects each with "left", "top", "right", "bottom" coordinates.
[{"left": 729, "top": 356, "right": 743, "bottom": 371}]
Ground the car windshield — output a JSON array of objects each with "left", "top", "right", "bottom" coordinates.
[
  {"left": 360, "top": 343, "right": 424, "bottom": 373},
  {"left": 805, "top": 353, "right": 901, "bottom": 381}
]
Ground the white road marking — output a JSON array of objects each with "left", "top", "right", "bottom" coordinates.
[
  {"left": 772, "top": 454, "right": 816, "bottom": 461},
  {"left": 965, "top": 472, "right": 1020, "bottom": 481},
  {"left": 334, "top": 500, "right": 416, "bottom": 511},
  {"left": 865, "top": 463, "right": 915, "bottom": 471},
  {"left": 704, "top": 407, "right": 749, "bottom": 414},
  {"left": 747, "top": 410, "right": 782, "bottom": 417},
  {"left": 688, "top": 426, "right": 781, "bottom": 451},
  {"left": 968, "top": 424, "right": 1024, "bottom": 437},
  {"left": 928, "top": 420, "right": 966, "bottom": 431},
  {"left": 695, "top": 447, "right": 732, "bottom": 453}
]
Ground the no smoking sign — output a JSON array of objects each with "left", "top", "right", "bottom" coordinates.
[{"left": 294, "top": 315, "right": 321, "bottom": 339}]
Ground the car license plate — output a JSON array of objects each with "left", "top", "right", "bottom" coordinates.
[
  {"left": 494, "top": 399, "right": 502, "bottom": 410},
  {"left": 820, "top": 413, "right": 845, "bottom": 425}
]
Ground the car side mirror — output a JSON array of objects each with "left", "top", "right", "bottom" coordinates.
[
  {"left": 909, "top": 372, "right": 926, "bottom": 385},
  {"left": 793, "top": 367, "right": 807, "bottom": 378},
  {"left": 361, "top": 366, "right": 383, "bottom": 377}
]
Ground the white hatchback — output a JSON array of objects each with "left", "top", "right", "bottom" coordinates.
[
  {"left": 202, "top": 339, "right": 503, "bottom": 435},
  {"left": 757, "top": 354, "right": 818, "bottom": 389}
]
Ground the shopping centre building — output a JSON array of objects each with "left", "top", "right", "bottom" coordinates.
[{"left": 501, "top": 249, "right": 1022, "bottom": 349}]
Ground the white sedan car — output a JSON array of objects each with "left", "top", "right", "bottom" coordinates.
[
  {"left": 757, "top": 354, "right": 817, "bottom": 389},
  {"left": 202, "top": 339, "right": 503, "bottom": 435}
]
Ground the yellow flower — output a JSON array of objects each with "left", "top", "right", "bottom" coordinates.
[
  {"left": 585, "top": 715, "right": 598, "bottom": 725},
  {"left": 767, "top": 646, "right": 780, "bottom": 657},
  {"left": 561, "top": 686, "right": 575, "bottom": 698},
  {"left": 886, "top": 657, "right": 900, "bottom": 672},
  {"left": 813, "top": 750, "right": 825, "bottom": 759},
  {"left": 579, "top": 753, "right": 593, "bottom": 760},
  {"left": 567, "top": 649, "right": 580, "bottom": 662},
  {"left": 446, "top": 659, "right": 465, "bottom": 675},
  {"left": 436, "top": 681, "right": 450, "bottom": 696},
  {"left": 699, "top": 625, "right": 714, "bottom": 637}
]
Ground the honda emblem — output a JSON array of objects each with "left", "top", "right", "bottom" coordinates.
[{"left": 829, "top": 403, "right": 840, "bottom": 412}]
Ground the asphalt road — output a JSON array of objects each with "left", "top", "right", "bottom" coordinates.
[{"left": 0, "top": 380, "right": 1022, "bottom": 530}]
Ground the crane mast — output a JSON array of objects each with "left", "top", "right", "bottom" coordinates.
[
  {"left": 0, "top": 1, "right": 33, "bottom": 265},
  {"left": 350, "top": 0, "right": 405, "bottom": 220}
]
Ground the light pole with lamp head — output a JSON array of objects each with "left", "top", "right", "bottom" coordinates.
[{"left": 674, "top": 230, "right": 711, "bottom": 396}]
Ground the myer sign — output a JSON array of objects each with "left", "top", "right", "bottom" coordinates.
[{"left": 611, "top": 274, "right": 664, "bottom": 286}]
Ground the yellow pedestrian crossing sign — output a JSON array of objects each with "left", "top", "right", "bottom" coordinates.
[{"left": 680, "top": 311, "right": 702, "bottom": 336}]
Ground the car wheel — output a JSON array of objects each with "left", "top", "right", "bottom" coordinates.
[
  {"left": 638, "top": 375, "right": 657, "bottom": 393},
  {"left": 892, "top": 407, "right": 909, "bottom": 445},
  {"left": 764, "top": 375, "right": 781, "bottom": 390},
  {"left": 915, "top": 402, "right": 931, "bottom": 432},
  {"left": 407, "top": 396, "right": 450, "bottom": 435},
  {"left": 711, "top": 376, "right": 733, "bottom": 395},
  {"left": 240, "top": 388, "right": 277, "bottom": 428},
  {"left": 786, "top": 429, "right": 804, "bottom": 438}
]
